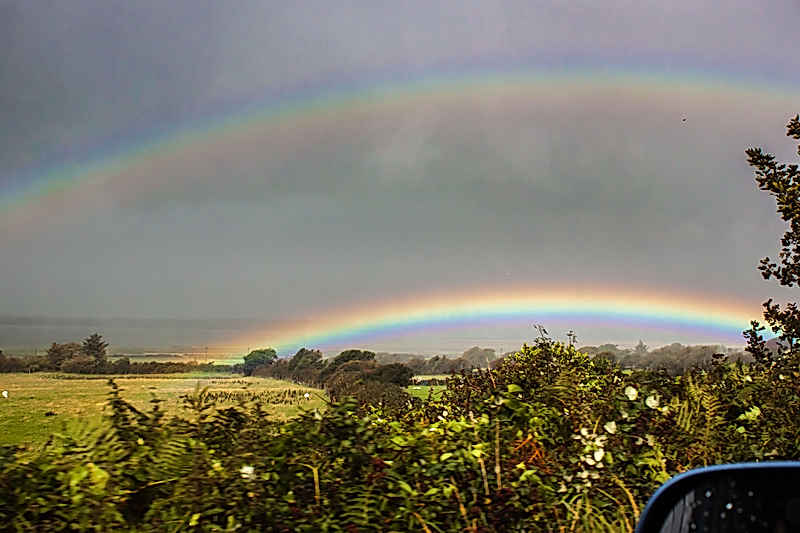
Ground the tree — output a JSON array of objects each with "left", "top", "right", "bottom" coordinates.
[
  {"left": 634, "top": 339, "right": 648, "bottom": 355},
  {"left": 82, "top": 334, "right": 108, "bottom": 365},
  {"left": 319, "top": 349, "right": 375, "bottom": 382},
  {"left": 744, "top": 115, "right": 800, "bottom": 360},
  {"left": 371, "top": 363, "right": 414, "bottom": 387},
  {"left": 461, "top": 346, "right": 497, "bottom": 368},
  {"left": 243, "top": 348, "right": 277, "bottom": 376},
  {"left": 287, "top": 348, "right": 323, "bottom": 371},
  {"left": 46, "top": 342, "right": 82, "bottom": 369}
]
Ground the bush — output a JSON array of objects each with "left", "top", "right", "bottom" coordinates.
[
  {"left": 371, "top": 362, "right": 414, "bottom": 387},
  {"left": 1, "top": 342, "right": 797, "bottom": 531},
  {"left": 59, "top": 355, "right": 99, "bottom": 374}
]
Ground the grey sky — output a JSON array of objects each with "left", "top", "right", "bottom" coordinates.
[{"left": 1, "top": 0, "right": 799, "bottom": 349}]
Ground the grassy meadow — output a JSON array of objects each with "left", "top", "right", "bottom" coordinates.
[
  {"left": 407, "top": 384, "right": 446, "bottom": 399},
  {"left": 0, "top": 373, "right": 324, "bottom": 446}
]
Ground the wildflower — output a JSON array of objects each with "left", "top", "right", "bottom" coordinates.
[
  {"left": 603, "top": 421, "right": 617, "bottom": 434},
  {"left": 1, "top": 390, "right": 7, "bottom": 398},
  {"left": 624, "top": 386, "right": 638, "bottom": 401},
  {"left": 303, "top": 393, "right": 310, "bottom": 400},
  {"left": 593, "top": 449, "right": 605, "bottom": 462},
  {"left": 240, "top": 465, "right": 255, "bottom": 480},
  {"left": 441, "top": 410, "right": 448, "bottom": 418},
  {"left": 645, "top": 394, "right": 660, "bottom": 409},
  {"left": 137, "top": 438, "right": 144, "bottom": 446}
]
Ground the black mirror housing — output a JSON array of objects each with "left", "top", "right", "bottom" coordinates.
[{"left": 636, "top": 462, "right": 800, "bottom": 533}]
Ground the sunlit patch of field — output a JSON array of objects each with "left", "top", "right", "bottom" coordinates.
[
  {"left": 408, "top": 375, "right": 449, "bottom": 399},
  {"left": 406, "top": 385, "right": 446, "bottom": 399},
  {"left": 410, "top": 374, "right": 450, "bottom": 382},
  {"left": 0, "top": 373, "right": 323, "bottom": 447}
]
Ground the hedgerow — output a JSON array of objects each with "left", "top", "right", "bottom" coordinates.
[{"left": 1, "top": 336, "right": 798, "bottom": 532}]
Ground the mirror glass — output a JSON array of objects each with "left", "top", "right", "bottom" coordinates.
[{"left": 637, "top": 464, "right": 800, "bottom": 533}]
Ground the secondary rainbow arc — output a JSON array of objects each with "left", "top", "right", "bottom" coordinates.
[{"left": 2, "top": 65, "right": 798, "bottom": 231}]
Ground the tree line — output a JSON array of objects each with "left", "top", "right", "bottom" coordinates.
[{"left": 0, "top": 334, "right": 238, "bottom": 374}]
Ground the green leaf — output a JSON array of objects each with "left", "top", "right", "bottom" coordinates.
[
  {"left": 391, "top": 436, "right": 408, "bottom": 447},
  {"left": 396, "top": 480, "right": 416, "bottom": 495}
]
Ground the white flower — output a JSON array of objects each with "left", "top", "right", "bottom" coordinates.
[
  {"left": 303, "top": 393, "right": 310, "bottom": 400},
  {"left": 240, "top": 465, "right": 255, "bottom": 480},
  {"left": 441, "top": 410, "right": 448, "bottom": 418},
  {"left": 624, "top": 386, "right": 638, "bottom": 401},
  {"left": 1, "top": 390, "right": 7, "bottom": 398},
  {"left": 603, "top": 421, "right": 617, "bottom": 434},
  {"left": 593, "top": 449, "right": 605, "bottom": 462},
  {"left": 645, "top": 395, "right": 660, "bottom": 409}
]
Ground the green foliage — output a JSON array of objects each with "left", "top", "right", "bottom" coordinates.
[
  {"left": 371, "top": 362, "right": 414, "bottom": 387},
  {"left": 319, "top": 349, "right": 375, "bottom": 382},
  {"left": 744, "top": 114, "right": 800, "bottom": 357},
  {"left": 82, "top": 333, "right": 109, "bottom": 365},
  {"left": 46, "top": 342, "right": 82, "bottom": 369},
  {"left": 287, "top": 348, "right": 323, "bottom": 372},
  {"left": 243, "top": 348, "right": 277, "bottom": 376},
  {"left": 1, "top": 342, "right": 797, "bottom": 531}
]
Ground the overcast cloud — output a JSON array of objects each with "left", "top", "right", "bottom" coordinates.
[{"left": 1, "top": 1, "right": 799, "bottom": 349}]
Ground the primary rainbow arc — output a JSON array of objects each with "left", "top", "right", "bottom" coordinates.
[{"left": 234, "top": 287, "right": 759, "bottom": 354}]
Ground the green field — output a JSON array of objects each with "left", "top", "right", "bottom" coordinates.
[
  {"left": 407, "top": 384, "right": 446, "bottom": 399},
  {"left": 0, "top": 373, "right": 324, "bottom": 447}
]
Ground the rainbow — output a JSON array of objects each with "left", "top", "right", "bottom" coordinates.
[
  {"left": 2, "top": 65, "right": 798, "bottom": 234},
  {"left": 233, "top": 285, "right": 761, "bottom": 354}
]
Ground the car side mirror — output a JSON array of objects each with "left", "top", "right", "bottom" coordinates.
[{"left": 635, "top": 462, "right": 800, "bottom": 533}]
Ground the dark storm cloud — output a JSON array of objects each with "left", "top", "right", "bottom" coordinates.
[{"left": 1, "top": 0, "right": 799, "bottom": 325}]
